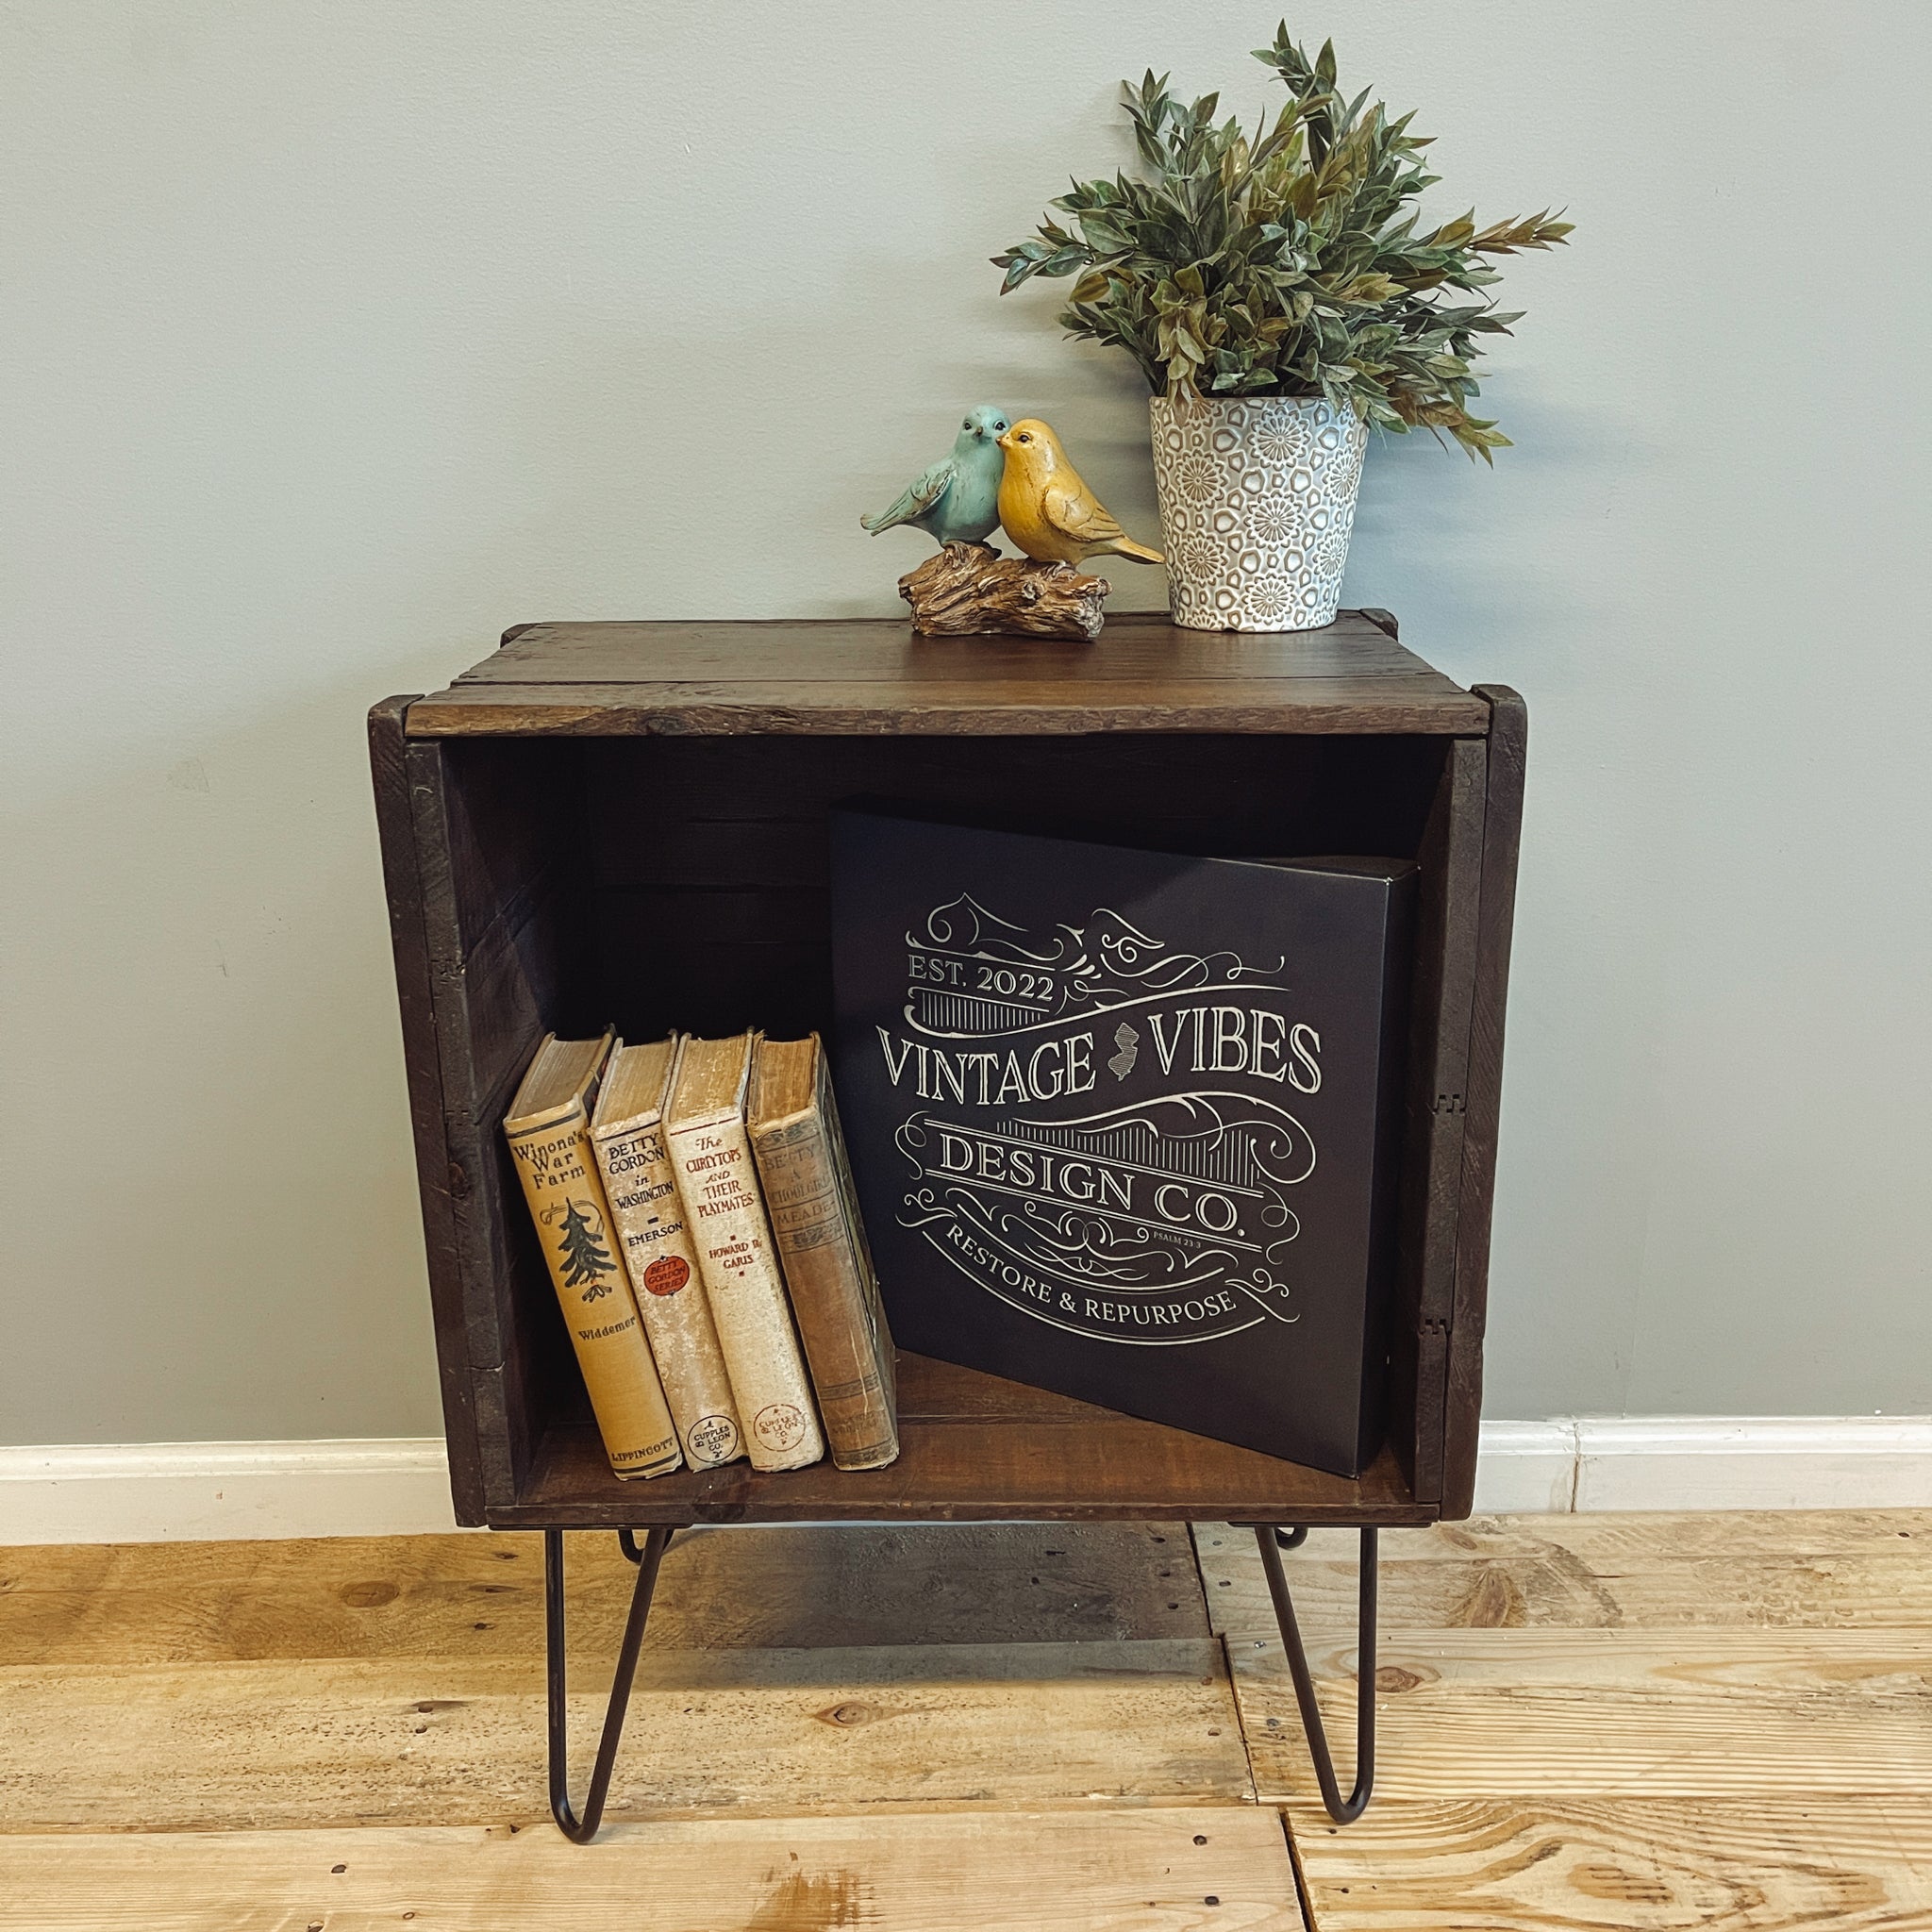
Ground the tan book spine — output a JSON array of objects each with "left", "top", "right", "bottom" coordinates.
[
  {"left": 505, "top": 1102, "right": 683, "bottom": 1480},
  {"left": 668, "top": 1109, "right": 824, "bottom": 1472},
  {"left": 591, "top": 1114, "right": 746, "bottom": 1469},
  {"left": 751, "top": 1073, "right": 899, "bottom": 1471}
]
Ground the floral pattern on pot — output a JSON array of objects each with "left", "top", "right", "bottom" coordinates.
[{"left": 1149, "top": 395, "right": 1368, "bottom": 631}]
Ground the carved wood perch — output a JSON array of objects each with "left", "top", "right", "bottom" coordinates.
[{"left": 898, "top": 542, "right": 1110, "bottom": 641}]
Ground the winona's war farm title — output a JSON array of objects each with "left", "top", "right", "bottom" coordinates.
[{"left": 830, "top": 808, "right": 1414, "bottom": 1475}]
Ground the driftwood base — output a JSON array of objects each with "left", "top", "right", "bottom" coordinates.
[{"left": 899, "top": 542, "right": 1110, "bottom": 641}]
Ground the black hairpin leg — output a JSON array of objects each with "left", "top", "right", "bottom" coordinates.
[
  {"left": 545, "top": 1525, "right": 675, "bottom": 1843},
  {"left": 1251, "top": 1524, "right": 1377, "bottom": 1824}
]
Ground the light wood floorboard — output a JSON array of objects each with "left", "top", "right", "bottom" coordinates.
[
  {"left": 0, "top": 1810, "right": 1303, "bottom": 1930},
  {"left": 1285, "top": 1797, "right": 1932, "bottom": 1930},
  {"left": 5, "top": 1513, "right": 1929, "bottom": 1928},
  {"left": 0, "top": 1522, "right": 1208, "bottom": 1665},
  {"left": 0, "top": 1639, "right": 1247, "bottom": 1831},
  {"left": 1191, "top": 1515, "right": 1932, "bottom": 1632},
  {"left": 1194, "top": 1517, "right": 1932, "bottom": 1930},
  {"left": 1226, "top": 1625, "right": 1932, "bottom": 1800}
]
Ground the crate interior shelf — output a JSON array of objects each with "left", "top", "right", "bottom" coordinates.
[
  {"left": 371, "top": 610, "right": 1524, "bottom": 1532},
  {"left": 503, "top": 1352, "right": 1423, "bottom": 1528}
]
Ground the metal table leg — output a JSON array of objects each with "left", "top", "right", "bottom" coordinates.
[
  {"left": 541, "top": 1519, "right": 1378, "bottom": 1842},
  {"left": 544, "top": 1526, "right": 675, "bottom": 1843},
  {"left": 1251, "top": 1524, "right": 1377, "bottom": 1824}
]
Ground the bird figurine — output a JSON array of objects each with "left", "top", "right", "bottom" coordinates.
[
  {"left": 860, "top": 404, "right": 1012, "bottom": 548},
  {"left": 995, "top": 418, "right": 1164, "bottom": 567}
]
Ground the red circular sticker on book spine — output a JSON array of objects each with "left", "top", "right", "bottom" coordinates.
[{"left": 642, "top": 1256, "right": 690, "bottom": 1297}]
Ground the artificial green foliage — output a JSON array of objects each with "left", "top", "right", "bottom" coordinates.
[{"left": 993, "top": 24, "right": 1571, "bottom": 458}]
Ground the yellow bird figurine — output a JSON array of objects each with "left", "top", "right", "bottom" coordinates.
[{"left": 995, "top": 419, "right": 1164, "bottom": 567}]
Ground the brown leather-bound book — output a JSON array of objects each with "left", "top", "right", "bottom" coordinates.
[
  {"left": 503, "top": 1033, "right": 682, "bottom": 1480},
  {"left": 749, "top": 1035, "right": 900, "bottom": 1471},
  {"left": 591, "top": 1037, "right": 747, "bottom": 1470},
  {"left": 666, "top": 1033, "right": 824, "bottom": 1473}
]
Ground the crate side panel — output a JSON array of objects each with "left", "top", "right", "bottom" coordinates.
[
  {"left": 1440, "top": 689, "right": 1528, "bottom": 1516},
  {"left": 1386, "top": 740, "right": 1488, "bottom": 1504}
]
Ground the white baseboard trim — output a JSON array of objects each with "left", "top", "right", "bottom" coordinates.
[
  {"left": 1474, "top": 1416, "right": 1932, "bottom": 1515},
  {"left": 0, "top": 1439, "right": 461, "bottom": 1545},
  {"left": 1470, "top": 1422, "right": 1580, "bottom": 1513},
  {"left": 2, "top": 1417, "right": 1926, "bottom": 1543}
]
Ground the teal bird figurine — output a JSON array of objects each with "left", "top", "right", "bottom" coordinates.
[{"left": 861, "top": 404, "right": 1011, "bottom": 547}]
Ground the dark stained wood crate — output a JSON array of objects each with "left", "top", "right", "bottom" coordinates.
[{"left": 370, "top": 612, "right": 1524, "bottom": 1530}]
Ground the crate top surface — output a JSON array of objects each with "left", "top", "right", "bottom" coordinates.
[{"left": 403, "top": 611, "right": 1490, "bottom": 738}]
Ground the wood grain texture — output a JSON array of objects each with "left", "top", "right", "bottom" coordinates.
[
  {"left": 1291, "top": 1796, "right": 1932, "bottom": 1931},
  {"left": 7, "top": 1507, "right": 1930, "bottom": 1929},
  {"left": 405, "top": 730, "right": 616, "bottom": 1506},
  {"left": 1441, "top": 685, "right": 1529, "bottom": 1517},
  {"left": 580, "top": 732, "right": 1448, "bottom": 874},
  {"left": 408, "top": 611, "right": 1488, "bottom": 736},
  {"left": 1192, "top": 1514, "right": 1932, "bottom": 1634},
  {"left": 368, "top": 698, "right": 486, "bottom": 1524},
  {"left": 0, "top": 1638, "right": 1247, "bottom": 1832},
  {"left": 1231, "top": 1624, "right": 1932, "bottom": 1801},
  {"left": 0, "top": 1810, "right": 1305, "bottom": 1931},
  {"left": 371, "top": 610, "right": 1516, "bottom": 1531},
  {"left": 0, "top": 1524, "right": 1209, "bottom": 1666},
  {"left": 898, "top": 541, "right": 1111, "bottom": 638},
  {"left": 1385, "top": 741, "right": 1487, "bottom": 1507},
  {"left": 1199, "top": 1510, "right": 1932, "bottom": 1924},
  {"left": 462, "top": 612, "right": 1439, "bottom": 680},
  {"left": 1437, "top": 1507, "right": 1932, "bottom": 1564},
  {"left": 499, "top": 1351, "right": 1428, "bottom": 1526},
  {"left": 408, "top": 677, "right": 1491, "bottom": 738},
  {"left": 401, "top": 734, "right": 539, "bottom": 1509}
]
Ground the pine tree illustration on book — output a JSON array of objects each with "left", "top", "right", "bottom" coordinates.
[
  {"left": 545, "top": 1197, "right": 616, "bottom": 1297},
  {"left": 504, "top": 1032, "right": 684, "bottom": 1481}
]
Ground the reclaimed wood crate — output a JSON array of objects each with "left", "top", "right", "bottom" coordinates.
[{"left": 369, "top": 611, "right": 1524, "bottom": 1532}]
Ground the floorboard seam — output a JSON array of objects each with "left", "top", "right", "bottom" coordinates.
[{"left": 1277, "top": 1803, "right": 1320, "bottom": 1932}]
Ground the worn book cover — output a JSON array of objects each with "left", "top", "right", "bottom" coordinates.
[
  {"left": 666, "top": 1032, "right": 825, "bottom": 1473},
  {"left": 750, "top": 1035, "right": 899, "bottom": 1471},
  {"left": 503, "top": 1032, "right": 683, "bottom": 1481},
  {"left": 830, "top": 808, "right": 1412, "bottom": 1477},
  {"left": 591, "top": 1036, "right": 747, "bottom": 1470}
]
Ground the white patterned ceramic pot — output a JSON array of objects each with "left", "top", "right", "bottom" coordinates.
[{"left": 1149, "top": 394, "right": 1368, "bottom": 631}]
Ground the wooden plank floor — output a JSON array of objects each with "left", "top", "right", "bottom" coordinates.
[
  {"left": 0, "top": 1522, "right": 1290, "bottom": 1928},
  {"left": 1194, "top": 1513, "right": 1932, "bottom": 1928},
  {"left": 0, "top": 1513, "right": 1925, "bottom": 1928},
  {"left": 0, "top": 1813, "right": 1302, "bottom": 1931}
]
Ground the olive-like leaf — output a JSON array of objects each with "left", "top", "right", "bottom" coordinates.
[{"left": 992, "top": 19, "right": 1570, "bottom": 451}]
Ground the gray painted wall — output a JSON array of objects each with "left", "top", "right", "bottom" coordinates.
[{"left": 5, "top": 2, "right": 1927, "bottom": 1444}]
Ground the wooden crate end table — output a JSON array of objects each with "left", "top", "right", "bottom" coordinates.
[{"left": 369, "top": 610, "right": 1525, "bottom": 1840}]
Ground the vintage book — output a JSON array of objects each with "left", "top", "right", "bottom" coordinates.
[
  {"left": 749, "top": 1035, "right": 900, "bottom": 1471},
  {"left": 665, "top": 1032, "right": 825, "bottom": 1472},
  {"left": 590, "top": 1037, "right": 747, "bottom": 1470},
  {"left": 831, "top": 807, "right": 1414, "bottom": 1477},
  {"left": 503, "top": 1033, "right": 683, "bottom": 1481}
]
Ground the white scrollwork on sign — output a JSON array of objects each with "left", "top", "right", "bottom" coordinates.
[
  {"left": 881, "top": 887, "right": 1324, "bottom": 1348},
  {"left": 905, "top": 898, "right": 1285, "bottom": 1041}
]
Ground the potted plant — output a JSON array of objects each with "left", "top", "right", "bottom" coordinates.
[{"left": 995, "top": 25, "right": 1570, "bottom": 632}]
